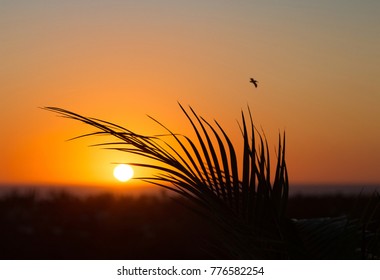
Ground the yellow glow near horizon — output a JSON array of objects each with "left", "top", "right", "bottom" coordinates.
[{"left": 113, "top": 164, "right": 134, "bottom": 182}]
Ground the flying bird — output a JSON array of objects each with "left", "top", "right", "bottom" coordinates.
[{"left": 250, "top": 78, "right": 258, "bottom": 88}]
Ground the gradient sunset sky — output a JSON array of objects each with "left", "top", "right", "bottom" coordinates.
[{"left": 1, "top": 0, "right": 379, "bottom": 188}]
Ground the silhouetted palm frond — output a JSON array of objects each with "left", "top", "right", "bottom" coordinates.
[
  {"left": 44, "top": 104, "right": 291, "bottom": 258},
  {"left": 44, "top": 104, "right": 380, "bottom": 259}
]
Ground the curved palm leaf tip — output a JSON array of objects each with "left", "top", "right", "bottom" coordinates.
[{"left": 43, "top": 103, "right": 289, "bottom": 258}]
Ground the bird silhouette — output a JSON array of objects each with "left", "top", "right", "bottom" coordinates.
[{"left": 250, "top": 78, "right": 258, "bottom": 88}]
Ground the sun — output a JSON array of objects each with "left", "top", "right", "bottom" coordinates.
[{"left": 113, "top": 164, "right": 134, "bottom": 182}]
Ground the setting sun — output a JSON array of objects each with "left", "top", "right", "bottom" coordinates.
[{"left": 113, "top": 164, "right": 134, "bottom": 182}]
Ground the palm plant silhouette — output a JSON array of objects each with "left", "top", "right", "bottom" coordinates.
[{"left": 44, "top": 103, "right": 380, "bottom": 259}]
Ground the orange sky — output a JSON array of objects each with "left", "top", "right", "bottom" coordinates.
[{"left": 1, "top": 0, "right": 380, "bottom": 188}]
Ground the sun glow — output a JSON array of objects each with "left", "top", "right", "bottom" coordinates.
[{"left": 113, "top": 164, "right": 134, "bottom": 182}]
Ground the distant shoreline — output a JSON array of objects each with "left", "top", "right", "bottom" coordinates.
[
  {"left": 0, "top": 183, "right": 379, "bottom": 198},
  {"left": 290, "top": 183, "right": 380, "bottom": 196},
  {"left": 0, "top": 183, "right": 165, "bottom": 199}
]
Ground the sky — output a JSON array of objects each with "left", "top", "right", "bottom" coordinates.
[{"left": 1, "top": 0, "right": 380, "bottom": 189}]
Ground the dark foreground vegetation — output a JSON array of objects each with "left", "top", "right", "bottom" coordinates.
[{"left": 0, "top": 191, "right": 379, "bottom": 259}]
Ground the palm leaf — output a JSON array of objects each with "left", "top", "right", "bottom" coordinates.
[{"left": 44, "top": 104, "right": 292, "bottom": 258}]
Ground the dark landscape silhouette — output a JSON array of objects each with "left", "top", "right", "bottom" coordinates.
[{"left": 0, "top": 188, "right": 379, "bottom": 259}]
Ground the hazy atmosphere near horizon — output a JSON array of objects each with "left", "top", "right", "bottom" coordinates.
[{"left": 1, "top": 0, "right": 380, "bottom": 191}]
